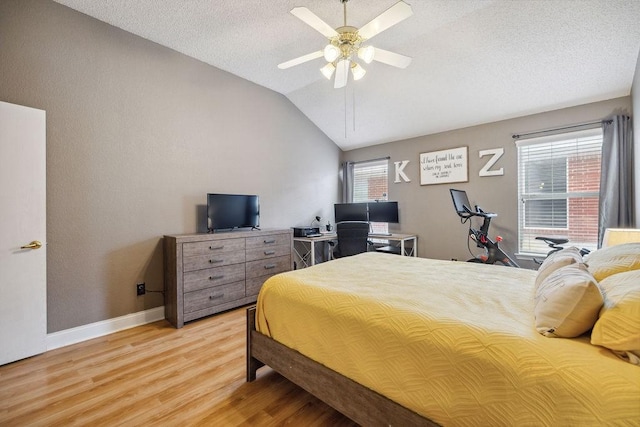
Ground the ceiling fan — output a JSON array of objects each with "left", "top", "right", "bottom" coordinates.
[{"left": 278, "top": 0, "right": 414, "bottom": 89}]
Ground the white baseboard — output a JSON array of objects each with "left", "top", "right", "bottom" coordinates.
[{"left": 46, "top": 306, "right": 165, "bottom": 351}]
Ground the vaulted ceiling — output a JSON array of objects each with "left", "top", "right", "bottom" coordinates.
[{"left": 52, "top": 0, "right": 640, "bottom": 150}]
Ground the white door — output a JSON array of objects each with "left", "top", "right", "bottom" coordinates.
[{"left": 0, "top": 101, "right": 47, "bottom": 365}]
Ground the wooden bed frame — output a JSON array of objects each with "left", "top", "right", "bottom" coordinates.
[{"left": 246, "top": 306, "right": 438, "bottom": 426}]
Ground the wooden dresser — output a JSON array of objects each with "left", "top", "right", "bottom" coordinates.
[{"left": 164, "top": 229, "right": 293, "bottom": 328}]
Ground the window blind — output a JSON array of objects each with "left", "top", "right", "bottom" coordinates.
[
  {"left": 352, "top": 159, "right": 389, "bottom": 203},
  {"left": 516, "top": 128, "right": 603, "bottom": 255},
  {"left": 353, "top": 159, "right": 389, "bottom": 234}
]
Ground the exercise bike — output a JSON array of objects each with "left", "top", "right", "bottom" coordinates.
[
  {"left": 533, "top": 236, "right": 591, "bottom": 264},
  {"left": 450, "top": 189, "right": 519, "bottom": 267}
]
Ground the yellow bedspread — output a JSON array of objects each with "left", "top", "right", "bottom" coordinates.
[{"left": 256, "top": 252, "right": 640, "bottom": 426}]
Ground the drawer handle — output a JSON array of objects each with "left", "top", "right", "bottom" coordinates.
[
  {"left": 264, "top": 264, "right": 276, "bottom": 270},
  {"left": 264, "top": 250, "right": 275, "bottom": 255},
  {"left": 209, "top": 275, "right": 224, "bottom": 280},
  {"left": 264, "top": 239, "right": 276, "bottom": 244},
  {"left": 209, "top": 245, "right": 224, "bottom": 250},
  {"left": 209, "top": 294, "right": 224, "bottom": 300},
  {"left": 209, "top": 259, "right": 224, "bottom": 264}
]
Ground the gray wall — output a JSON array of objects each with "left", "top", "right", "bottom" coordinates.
[
  {"left": 633, "top": 48, "right": 640, "bottom": 224},
  {"left": 0, "top": 0, "right": 340, "bottom": 332},
  {"left": 342, "top": 97, "right": 632, "bottom": 268}
]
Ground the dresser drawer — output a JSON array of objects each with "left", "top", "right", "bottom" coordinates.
[
  {"left": 246, "top": 255, "right": 291, "bottom": 279},
  {"left": 246, "top": 243, "right": 291, "bottom": 262},
  {"left": 246, "top": 273, "right": 280, "bottom": 297},
  {"left": 183, "top": 281, "right": 245, "bottom": 314},
  {"left": 246, "top": 233, "right": 290, "bottom": 249},
  {"left": 182, "top": 238, "right": 245, "bottom": 257},
  {"left": 183, "top": 264, "right": 246, "bottom": 293},
  {"left": 183, "top": 251, "right": 246, "bottom": 272}
]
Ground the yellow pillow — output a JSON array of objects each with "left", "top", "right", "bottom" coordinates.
[
  {"left": 585, "top": 242, "right": 640, "bottom": 282},
  {"left": 535, "top": 246, "right": 583, "bottom": 288},
  {"left": 534, "top": 263, "right": 603, "bottom": 338},
  {"left": 591, "top": 270, "right": 640, "bottom": 364}
]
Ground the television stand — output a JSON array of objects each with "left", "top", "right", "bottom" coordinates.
[{"left": 164, "top": 229, "right": 293, "bottom": 328}]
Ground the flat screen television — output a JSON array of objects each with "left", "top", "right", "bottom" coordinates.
[
  {"left": 334, "top": 202, "right": 368, "bottom": 222},
  {"left": 367, "top": 201, "right": 399, "bottom": 223},
  {"left": 207, "top": 193, "right": 260, "bottom": 232}
]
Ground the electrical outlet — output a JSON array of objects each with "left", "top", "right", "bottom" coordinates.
[{"left": 136, "top": 283, "right": 146, "bottom": 296}]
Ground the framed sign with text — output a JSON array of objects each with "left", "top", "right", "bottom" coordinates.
[{"left": 419, "top": 146, "right": 468, "bottom": 185}]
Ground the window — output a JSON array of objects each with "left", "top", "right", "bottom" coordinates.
[
  {"left": 516, "top": 128, "right": 602, "bottom": 255},
  {"left": 522, "top": 157, "right": 567, "bottom": 228},
  {"left": 351, "top": 159, "right": 389, "bottom": 233},
  {"left": 352, "top": 159, "right": 388, "bottom": 202}
]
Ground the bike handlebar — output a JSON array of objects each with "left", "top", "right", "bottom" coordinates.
[{"left": 462, "top": 205, "right": 497, "bottom": 219}]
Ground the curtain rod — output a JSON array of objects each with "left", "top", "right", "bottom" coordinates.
[
  {"left": 345, "top": 156, "right": 391, "bottom": 165},
  {"left": 512, "top": 119, "right": 612, "bottom": 140}
]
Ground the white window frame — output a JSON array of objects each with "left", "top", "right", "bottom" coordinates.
[
  {"left": 521, "top": 156, "right": 569, "bottom": 231},
  {"left": 351, "top": 159, "right": 389, "bottom": 234},
  {"left": 352, "top": 159, "right": 389, "bottom": 203},
  {"left": 516, "top": 127, "right": 603, "bottom": 256}
]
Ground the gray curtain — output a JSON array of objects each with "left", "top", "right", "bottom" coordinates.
[
  {"left": 598, "top": 115, "right": 635, "bottom": 247},
  {"left": 341, "top": 161, "right": 355, "bottom": 203}
]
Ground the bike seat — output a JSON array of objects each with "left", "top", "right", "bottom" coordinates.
[{"left": 535, "top": 236, "right": 569, "bottom": 245}]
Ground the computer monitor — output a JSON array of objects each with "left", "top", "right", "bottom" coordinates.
[
  {"left": 450, "top": 189, "right": 472, "bottom": 216},
  {"left": 367, "top": 201, "right": 399, "bottom": 223},
  {"left": 334, "top": 203, "right": 368, "bottom": 222}
]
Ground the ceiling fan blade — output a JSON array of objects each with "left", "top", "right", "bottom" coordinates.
[
  {"left": 371, "top": 48, "right": 412, "bottom": 68},
  {"left": 278, "top": 51, "right": 324, "bottom": 69},
  {"left": 334, "top": 59, "right": 349, "bottom": 89},
  {"left": 290, "top": 7, "right": 339, "bottom": 39},
  {"left": 358, "top": 1, "right": 413, "bottom": 41}
]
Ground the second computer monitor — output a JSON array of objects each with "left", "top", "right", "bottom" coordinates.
[
  {"left": 367, "top": 201, "right": 399, "bottom": 223},
  {"left": 334, "top": 202, "right": 368, "bottom": 222},
  {"left": 334, "top": 201, "right": 399, "bottom": 223}
]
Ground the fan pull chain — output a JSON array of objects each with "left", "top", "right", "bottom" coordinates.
[
  {"left": 344, "top": 83, "right": 347, "bottom": 139},
  {"left": 353, "top": 85, "right": 356, "bottom": 132}
]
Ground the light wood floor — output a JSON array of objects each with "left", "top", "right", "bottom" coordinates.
[{"left": 0, "top": 307, "right": 358, "bottom": 426}]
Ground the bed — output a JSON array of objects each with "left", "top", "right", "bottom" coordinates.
[{"left": 246, "top": 250, "right": 640, "bottom": 426}]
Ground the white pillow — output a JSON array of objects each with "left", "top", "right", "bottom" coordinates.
[
  {"left": 534, "top": 263, "right": 603, "bottom": 338},
  {"left": 535, "top": 247, "right": 584, "bottom": 288}
]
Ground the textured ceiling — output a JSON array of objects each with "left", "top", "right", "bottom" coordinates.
[{"left": 52, "top": 0, "right": 640, "bottom": 150}]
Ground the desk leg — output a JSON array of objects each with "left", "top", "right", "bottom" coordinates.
[
  {"left": 293, "top": 241, "right": 311, "bottom": 268},
  {"left": 311, "top": 240, "right": 316, "bottom": 266}
]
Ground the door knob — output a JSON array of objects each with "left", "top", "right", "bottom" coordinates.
[{"left": 20, "top": 240, "right": 42, "bottom": 250}]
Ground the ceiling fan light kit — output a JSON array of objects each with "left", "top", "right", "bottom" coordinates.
[
  {"left": 324, "top": 44, "right": 341, "bottom": 62},
  {"left": 351, "top": 62, "right": 366, "bottom": 80},
  {"left": 320, "top": 62, "right": 336, "bottom": 79},
  {"left": 278, "top": 0, "right": 413, "bottom": 89},
  {"left": 358, "top": 45, "right": 375, "bottom": 64}
]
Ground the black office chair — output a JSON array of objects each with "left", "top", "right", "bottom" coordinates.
[{"left": 330, "top": 221, "right": 371, "bottom": 258}]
